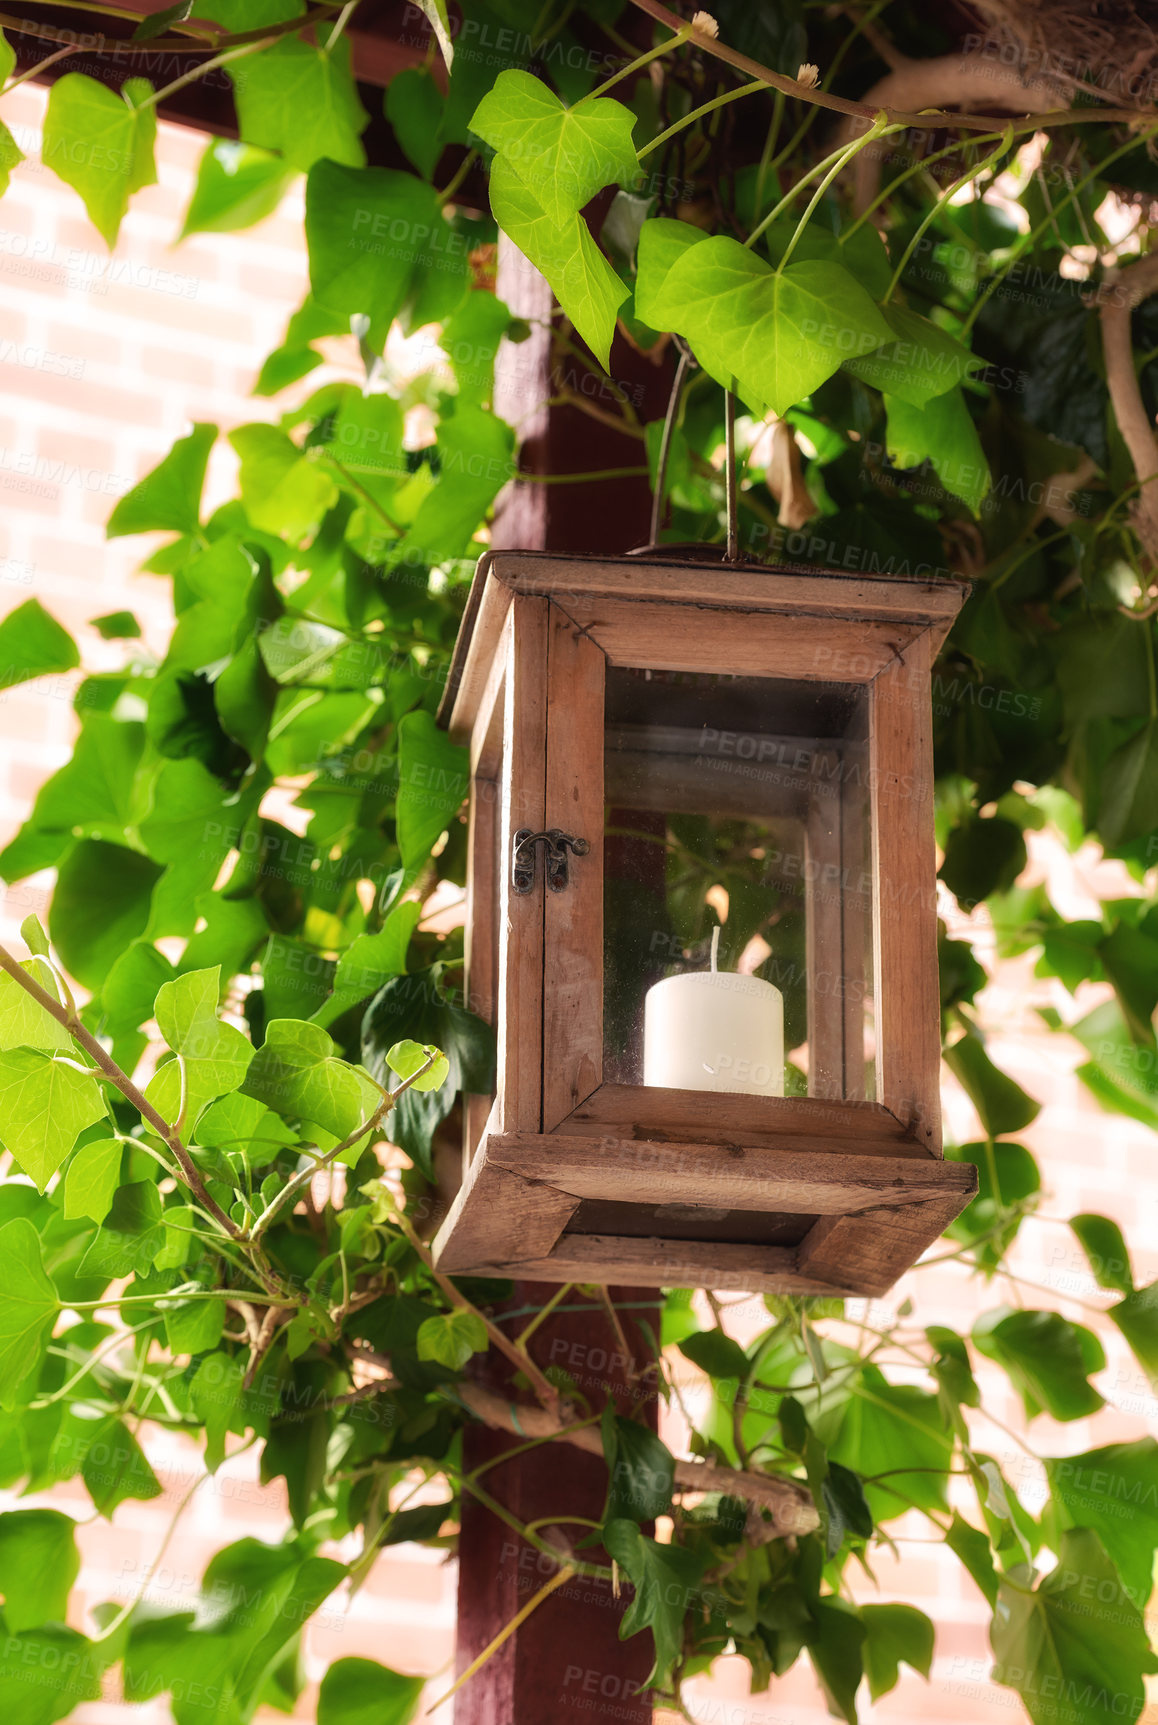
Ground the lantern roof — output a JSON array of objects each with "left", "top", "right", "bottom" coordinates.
[{"left": 437, "top": 548, "right": 970, "bottom": 739}]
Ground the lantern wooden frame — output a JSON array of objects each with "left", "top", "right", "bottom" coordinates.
[{"left": 432, "top": 551, "right": 977, "bottom": 1297}]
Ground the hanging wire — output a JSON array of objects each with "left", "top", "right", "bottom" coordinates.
[
  {"left": 724, "top": 385, "right": 739, "bottom": 562},
  {"left": 648, "top": 336, "right": 694, "bottom": 547}
]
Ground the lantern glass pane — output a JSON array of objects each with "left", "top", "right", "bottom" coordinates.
[{"left": 603, "top": 665, "right": 875, "bottom": 1103}]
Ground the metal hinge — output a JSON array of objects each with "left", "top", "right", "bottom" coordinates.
[{"left": 511, "top": 828, "right": 590, "bottom": 895}]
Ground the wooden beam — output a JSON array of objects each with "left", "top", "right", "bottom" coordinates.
[
  {"left": 485, "top": 1130, "right": 976, "bottom": 1217},
  {"left": 797, "top": 1192, "right": 970, "bottom": 1297}
]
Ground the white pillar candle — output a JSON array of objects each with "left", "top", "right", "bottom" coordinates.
[{"left": 643, "top": 927, "right": 785, "bottom": 1098}]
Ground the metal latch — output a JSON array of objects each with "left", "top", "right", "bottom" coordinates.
[{"left": 511, "top": 828, "right": 590, "bottom": 894}]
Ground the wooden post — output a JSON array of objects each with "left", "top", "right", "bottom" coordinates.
[{"left": 452, "top": 237, "right": 674, "bottom": 1724}]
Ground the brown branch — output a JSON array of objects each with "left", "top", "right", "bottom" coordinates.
[
  {"left": 0, "top": 941, "right": 241, "bottom": 1240},
  {"left": 455, "top": 1383, "right": 819, "bottom": 1536},
  {"left": 625, "top": 0, "right": 1153, "bottom": 134},
  {"left": 1101, "top": 250, "right": 1158, "bottom": 562},
  {"left": 391, "top": 1212, "right": 561, "bottom": 1415}
]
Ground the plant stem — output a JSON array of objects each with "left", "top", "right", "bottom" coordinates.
[
  {"left": 0, "top": 940, "right": 241, "bottom": 1240},
  {"left": 424, "top": 1556, "right": 575, "bottom": 1711},
  {"left": 745, "top": 119, "right": 889, "bottom": 253},
  {"left": 438, "top": 148, "right": 478, "bottom": 206},
  {"left": 515, "top": 1282, "right": 573, "bottom": 1351},
  {"left": 2, "top": 40, "right": 77, "bottom": 91},
  {"left": 588, "top": 17, "right": 692, "bottom": 100},
  {"left": 778, "top": 112, "right": 898, "bottom": 272},
  {"left": 515, "top": 466, "right": 650, "bottom": 484},
  {"left": 142, "top": 35, "right": 275, "bottom": 108},
  {"left": 883, "top": 125, "right": 1012, "bottom": 303},
  {"left": 393, "top": 1210, "right": 561, "bottom": 1412},
  {"left": 637, "top": 78, "right": 769, "bottom": 162},
  {"left": 250, "top": 1051, "right": 437, "bottom": 1240},
  {"left": 844, "top": 130, "right": 1005, "bottom": 239}
]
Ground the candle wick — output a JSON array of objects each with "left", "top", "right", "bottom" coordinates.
[{"left": 710, "top": 925, "right": 720, "bottom": 973}]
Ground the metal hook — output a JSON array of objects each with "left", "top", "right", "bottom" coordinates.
[{"left": 511, "top": 829, "right": 590, "bottom": 895}]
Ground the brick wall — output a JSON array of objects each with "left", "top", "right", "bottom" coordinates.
[{"left": 0, "top": 85, "right": 1155, "bottom": 1725}]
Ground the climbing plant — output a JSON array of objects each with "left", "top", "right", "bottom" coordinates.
[{"left": 1, "top": 1, "right": 1158, "bottom": 1721}]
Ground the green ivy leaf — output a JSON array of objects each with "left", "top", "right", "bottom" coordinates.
[
  {"left": 0, "top": 962, "right": 71, "bottom": 1055},
  {"left": 62, "top": 1137, "right": 123, "bottom": 1225},
  {"left": 860, "top": 1601, "right": 934, "bottom": 1701},
  {"left": 0, "top": 1219, "right": 59, "bottom": 1409},
  {"left": 416, "top": 1309, "right": 487, "bottom": 1370},
  {"left": 317, "top": 1657, "right": 424, "bottom": 1725},
  {"left": 399, "top": 406, "right": 514, "bottom": 565},
  {"left": 1098, "top": 720, "right": 1158, "bottom": 850},
  {"left": 50, "top": 839, "right": 162, "bottom": 989},
  {"left": 163, "top": 1295, "right": 226, "bottom": 1355},
  {"left": 78, "top": 1179, "right": 165, "bottom": 1279},
  {"left": 471, "top": 70, "right": 637, "bottom": 225},
  {"left": 634, "top": 216, "right": 709, "bottom": 330},
  {"left": 972, "top": 1307, "right": 1105, "bottom": 1422},
  {"left": 946, "top": 1511, "right": 999, "bottom": 1606},
  {"left": 312, "top": 902, "right": 422, "bottom": 1029},
  {"left": 1109, "top": 1281, "right": 1158, "bottom": 1390},
  {"left": 0, "top": 1623, "right": 103, "bottom": 1719},
  {"left": 362, "top": 971, "right": 495, "bottom": 1179},
  {"left": 944, "top": 1140, "right": 1041, "bottom": 1270},
  {"left": 107, "top": 423, "right": 217, "bottom": 538},
  {"left": 0, "top": 1510, "right": 79, "bottom": 1633},
  {"left": 488, "top": 153, "right": 627, "bottom": 371},
  {"left": 230, "top": 424, "right": 339, "bottom": 546},
  {"left": 652, "top": 237, "right": 893, "bottom": 417},
  {"left": 386, "top": 1040, "right": 449, "bottom": 1092},
  {"left": 829, "top": 1364, "right": 953, "bottom": 1521},
  {"left": 306, "top": 161, "right": 453, "bottom": 350},
  {"left": 242, "top": 1018, "right": 379, "bottom": 1141},
  {"left": 231, "top": 32, "right": 368, "bottom": 173},
  {"left": 678, "top": 1328, "right": 749, "bottom": 1381},
  {"left": 603, "top": 1517, "right": 707, "bottom": 1686},
  {"left": 82, "top": 1415, "right": 163, "bottom": 1516},
  {"left": 190, "top": 1351, "right": 247, "bottom": 1470},
  {"left": 146, "top": 967, "right": 254, "bottom": 1127},
  {"left": 845, "top": 304, "right": 983, "bottom": 405},
  {"left": 42, "top": 74, "right": 157, "bottom": 248},
  {"left": 395, "top": 711, "right": 468, "bottom": 870},
  {"left": 939, "top": 815, "right": 1027, "bottom": 906},
  {"left": 1046, "top": 1441, "right": 1158, "bottom": 1606},
  {"left": 806, "top": 1596, "right": 865, "bottom": 1725},
  {"left": 1070, "top": 1001, "right": 1158, "bottom": 1129},
  {"left": 180, "top": 138, "right": 296, "bottom": 238},
  {"left": 943, "top": 1033, "right": 1041, "bottom": 1136},
  {"left": 385, "top": 67, "right": 445, "bottom": 181},
  {"left": 132, "top": 0, "right": 194, "bottom": 36},
  {"left": 603, "top": 1411, "right": 675, "bottom": 1523},
  {"left": 0, "top": 1048, "right": 106, "bottom": 1191},
  {"left": 991, "top": 1529, "right": 1156, "bottom": 1725},
  {"left": 1070, "top": 1214, "right": 1134, "bottom": 1296},
  {"left": 822, "top": 1460, "right": 873, "bottom": 1556},
  {"left": 0, "top": 601, "right": 78, "bottom": 694},
  {"left": 885, "top": 385, "right": 990, "bottom": 513}
]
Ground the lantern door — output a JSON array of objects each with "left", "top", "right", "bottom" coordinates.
[{"left": 537, "top": 593, "right": 936, "bottom": 1155}]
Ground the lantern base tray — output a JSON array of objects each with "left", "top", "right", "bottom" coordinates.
[{"left": 432, "top": 1130, "right": 978, "bottom": 1298}]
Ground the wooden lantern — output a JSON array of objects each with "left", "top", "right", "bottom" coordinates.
[{"left": 432, "top": 551, "right": 978, "bottom": 1298}]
